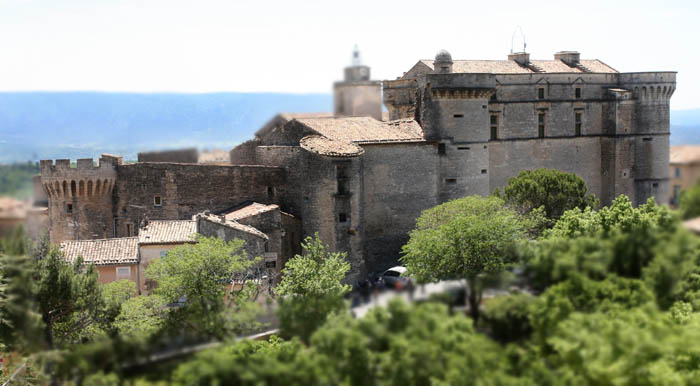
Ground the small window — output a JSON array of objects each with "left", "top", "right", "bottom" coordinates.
[
  {"left": 264, "top": 241, "right": 269, "bottom": 253},
  {"left": 490, "top": 115, "right": 498, "bottom": 125},
  {"left": 66, "top": 203, "right": 73, "bottom": 214},
  {"left": 642, "top": 137, "right": 653, "bottom": 142},
  {"left": 538, "top": 113, "right": 546, "bottom": 138},
  {"left": 267, "top": 186, "right": 274, "bottom": 199},
  {"left": 116, "top": 266, "right": 131, "bottom": 278},
  {"left": 265, "top": 261, "right": 276, "bottom": 269},
  {"left": 575, "top": 112, "right": 582, "bottom": 136},
  {"left": 675, "top": 167, "right": 682, "bottom": 178},
  {"left": 457, "top": 147, "right": 470, "bottom": 150},
  {"left": 481, "top": 169, "right": 487, "bottom": 174},
  {"left": 490, "top": 92, "right": 497, "bottom": 101},
  {"left": 160, "top": 250, "right": 167, "bottom": 258},
  {"left": 491, "top": 126, "right": 498, "bottom": 140},
  {"left": 438, "top": 143, "right": 446, "bottom": 155},
  {"left": 538, "top": 88, "right": 545, "bottom": 99},
  {"left": 575, "top": 87, "right": 582, "bottom": 99},
  {"left": 445, "top": 178, "right": 457, "bottom": 184},
  {"left": 126, "top": 223, "right": 134, "bottom": 237},
  {"left": 652, "top": 182, "right": 659, "bottom": 188},
  {"left": 453, "top": 114, "right": 464, "bottom": 118},
  {"left": 153, "top": 195, "right": 162, "bottom": 207},
  {"left": 338, "top": 213, "right": 348, "bottom": 223}
]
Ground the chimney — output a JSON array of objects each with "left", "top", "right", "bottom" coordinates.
[
  {"left": 554, "top": 51, "right": 580, "bottom": 66},
  {"left": 508, "top": 52, "right": 530, "bottom": 65}
]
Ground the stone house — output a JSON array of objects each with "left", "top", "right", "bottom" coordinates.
[{"left": 669, "top": 145, "right": 700, "bottom": 205}]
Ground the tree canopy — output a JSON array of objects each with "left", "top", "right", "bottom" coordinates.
[{"left": 500, "top": 168, "right": 599, "bottom": 223}]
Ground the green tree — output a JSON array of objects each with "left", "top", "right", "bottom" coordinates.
[
  {"left": 113, "top": 294, "right": 169, "bottom": 341},
  {"left": 0, "top": 253, "right": 42, "bottom": 352},
  {"left": 679, "top": 181, "right": 700, "bottom": 220},
  {"left": 481, "top": 292, "right": 536, "bottom": 343},
  {"left": 275, "top": 234, "right": 351, "bottom": 343},
  {"left": 500, "top": 168, "right": 599, "bottom": 223},
  {"left": 401, "top": 195, "right": 525, "bottom": 323},
  {"left": 145, "top": 235, "right": 261, "bottom": 340},
  {"left": 35, "top": 247, "right": 104, "bottom": 349}
]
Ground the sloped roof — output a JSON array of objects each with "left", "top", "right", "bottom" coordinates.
[
  {"left": 294, "top": 117, "right": 425, "bottom": 144},
  {"left": 0, "top": 197, "right": 26, "bottom": 220},
  {"left": 197, "top": 213, "right": 268, "bottom": 239},
  {"left": 223, "top": 202, "right": 280, "bottom": 221},
  {"left": 417, "top": 59, "right": 617, "bottom": 74},
  {"left": 255, "top": 112, "right": 333, "bottom": 138},
  {"left": 300, "top": 135, "right": 365, "bottom": 157},
  {"left": 60, "top": 237, "right": 139, "bottom": 265},
  {"left": 138, "top": 220, "right": 197, "bottom": 245},
  {"left": 670, "top": 146, "right": 700, "bottom": 165}
]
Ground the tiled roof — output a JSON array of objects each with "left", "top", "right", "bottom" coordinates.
[
  {"left": 198, "top": 149, "right": 230, "bottom": 164},
  {"left": 294, "top": 117, "right": 425, "bottom": 144},
  {"left": 670, "top": 146, "right": 700, "bottom": 165},
  {"left": 418, "top": 59, "right": 617, "bottom": 74},
  {"left": 60, "top": 237, "right": 139, "bottom": 265},
  {"left": 138, "top": 220, "right": 197, "bottom": 245},
  {"left": 300, "top": 135, "right": 365, "bottom": 157},
  {"left": 197, "top": 213, "right": 268, "bottom": 239},
  {"left": 223, "top": 202, "right": 280, "bottom": 221},
  {"left": 683, "top": 217, "right": 700, "bottom": 235},
  {"left": 0, "top": 197, "right": 26, "bottom": 220}
]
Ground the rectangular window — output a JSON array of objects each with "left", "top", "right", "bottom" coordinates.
[
  {"left": 457, "top": 147, "right": 470, "bottom": 150},
  {"left": 338, "top": 213, "right": 348, "bottom": 223},
  {"left": 481, "top": 169, "right": 487, "bottom": 174},
  {"left": 675, "top": 167, "right": 682, "bottom": 178},
  {"left": 538, "top": 113, "right": 546, "bottom": 138},
  {"left": 116, "top": 266, "right": 131, "bottom": 279},
  {"left": 575, "top": 87, "right": 582, "bottom": 98},
  {"left": 575, "top": 111, "right": 582, "bottom": 136},
  {"left": 445, "top": 178, "right": 457, "bottom": 184},
  {"left": 538, "top": 88, "right": 545, "bottom": 99},
  {"left": 265, "top": 261, "right": 276, "bottom": 269},
  {"left": 490, "top": 92, "right": 497, "bottom": 101},
  {"left": 643, "top": 137, "right": 653, "bottom": 142},
  {"left": 153, "top": 195, "right": 162, "bottom": 207},
  {"left": 336, "top": 164, "right": 350, "bottom": 195},
  {"left": 490, "top": 114, "right": 499, "bottom": 140},
  {"left": 453, "top": 114, "right": 464, "bottom": 118},
  {"left": 267, "top": 186, "right": 274, "bottom": 199},
  {"left": 126, "top": 223, "right": 134, "bottom": 237},
  {"left": 66, "top": 203, "right": 73, "bottom": 214},
  {"left": 438, "top": 143, "right": 446, "bottom": 155}
]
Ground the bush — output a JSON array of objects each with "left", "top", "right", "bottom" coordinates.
[{"left": 481, "top": 292, "right": 536, "bottom": 343}]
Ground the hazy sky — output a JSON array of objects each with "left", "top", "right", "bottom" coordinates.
[{"left": 1, "top": 0, "right": 698, "bottom": 109}]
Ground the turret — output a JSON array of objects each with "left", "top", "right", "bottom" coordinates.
[
  {"left": 40, "top": 154, "right": 121, "bottom": 242},
  {"left": 333, "top": 46, "right": 383, "bottom": 121}
]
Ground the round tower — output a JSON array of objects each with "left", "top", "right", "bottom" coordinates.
[
  {"left": 40, "top": 154, "right": 121, "bottom": 242},
  {"left": 333, "top": 46, "right": 383, "bottom": 121},
  {"left": 434, "top": 49, "right": 453, "bottom": 74}
]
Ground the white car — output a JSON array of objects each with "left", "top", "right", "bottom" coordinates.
[{"left": 381, "top": 266, "right": 411, "bottom": 289}]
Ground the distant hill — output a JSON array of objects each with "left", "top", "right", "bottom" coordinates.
[
  {"left": 0, "top": 93, "right": 698, "bottom": 163},
  {"left": 0, "top": 92, "right": 332, "bottom": 163}
]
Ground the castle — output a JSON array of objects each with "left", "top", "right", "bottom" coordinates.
[{"left": 40, "top": 48, "right": 675, "bottom": 283}]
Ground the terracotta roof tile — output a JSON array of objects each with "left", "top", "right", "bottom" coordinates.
[
  {"left": 138, "top": 220, "right": 197, "bottom": 244},
  {"left": 418, "top": 59, "right": 617, "bottom": 74},
  {"left": 294, "top": 117, "right": 425, "bottom": 144},
  {"left": 670, "top": 146, "right": 700, "bottom": 165},
  {"left": 223, "top": 202, "right": 280, "bottom": 221},
  {"left": 300, "top": 135, "right": 365, "bottom": 157},
  {"left": 60, "top": 237, "right": 139, "bottom": 265},
  {"left": 197, "top": 213, "right": 268, "bottom": 239},
  {"left": 0, "top": 197, "right": 26, "bottom": 220}
]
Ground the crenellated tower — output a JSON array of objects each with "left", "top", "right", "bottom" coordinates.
[{"left": 40, "top": 154, "right": 122, "bottom": 242}]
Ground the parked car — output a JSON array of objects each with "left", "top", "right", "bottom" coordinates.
[{"left": 381, "top": 266, "right": 411, "bottom": 290}]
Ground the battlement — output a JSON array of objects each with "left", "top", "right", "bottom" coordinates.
[
  {"left": 40, "top": 154, "right": 123, "bottom": 175},
  {"left": 40, "top": 154, "right": 121, "bottom": 200}
]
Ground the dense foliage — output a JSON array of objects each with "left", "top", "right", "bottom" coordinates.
[
  {"left": 275, "top": 234, "right": 351, "bottom": 342},
  {"left": 0, "top": 162, "right": 39, "bottom": 199},
  {"left": 500, "top": 168, "right": 599, "bottom": 224},
  {"left": 680, "top": 181, "right": 700, "bottom": 219},
  {"left": 401, "top": 195, "right": 525, "bottom": 322}
]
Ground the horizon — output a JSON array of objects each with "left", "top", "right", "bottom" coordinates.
[{"left": 1, "top": 0, "right": 698, "bottom": 109}]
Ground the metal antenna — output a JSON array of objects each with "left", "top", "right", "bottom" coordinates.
[
  {"left": 511, "top": 26, "right": 527, "bottom": 53},
  {"left": 352, "top": 44, "right": 361, "bottom": 66}
]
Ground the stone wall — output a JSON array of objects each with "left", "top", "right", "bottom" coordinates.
[
  {"left": 113, "top": 163, "right": 286, "bottom": 238},
  {"left": 137, "top": 148, "right": 199, "bottom": 163}
]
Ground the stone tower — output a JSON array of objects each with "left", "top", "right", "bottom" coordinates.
[
  {"left": 40, "top": 154, "right": 121, "bottom": 242},
  {"left": 333, "top": 46, "right": 383, "bottom": 121}
]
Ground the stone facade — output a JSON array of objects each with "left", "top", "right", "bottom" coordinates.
[{"left": 42, "top": 49, "right": 675, "bottom": 284}]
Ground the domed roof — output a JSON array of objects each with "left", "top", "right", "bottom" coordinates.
[{"left": 435, "top": 49, "right": 453, "bottom": 64}]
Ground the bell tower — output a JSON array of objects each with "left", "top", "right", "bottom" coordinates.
[{"left": 333, "top": 46, "right": 383, "bottom": 121}]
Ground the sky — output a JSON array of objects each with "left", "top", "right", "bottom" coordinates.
[{"left": 1, "top": 0, "right": 699, "bottom": 110}]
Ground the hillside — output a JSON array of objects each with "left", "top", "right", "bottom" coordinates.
[
  {"left": 0, "top": 92, "right": 332, "bottom": 163},
  {"left": 0, "top": 93, "right": 698, "bottom": 163}
]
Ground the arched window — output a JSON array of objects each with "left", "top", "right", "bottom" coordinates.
[
  {"left": 71, "top": 180, "right": 77, "bottom": 197},
  {"left": 95, "top": 180, "right": 101, "bottom": 195},
  {"left": 79, "top": 180, "right": 85, "bottom": 196},
  {"left": 87, "top": 180, "right": 93, "bottom": 196}
]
